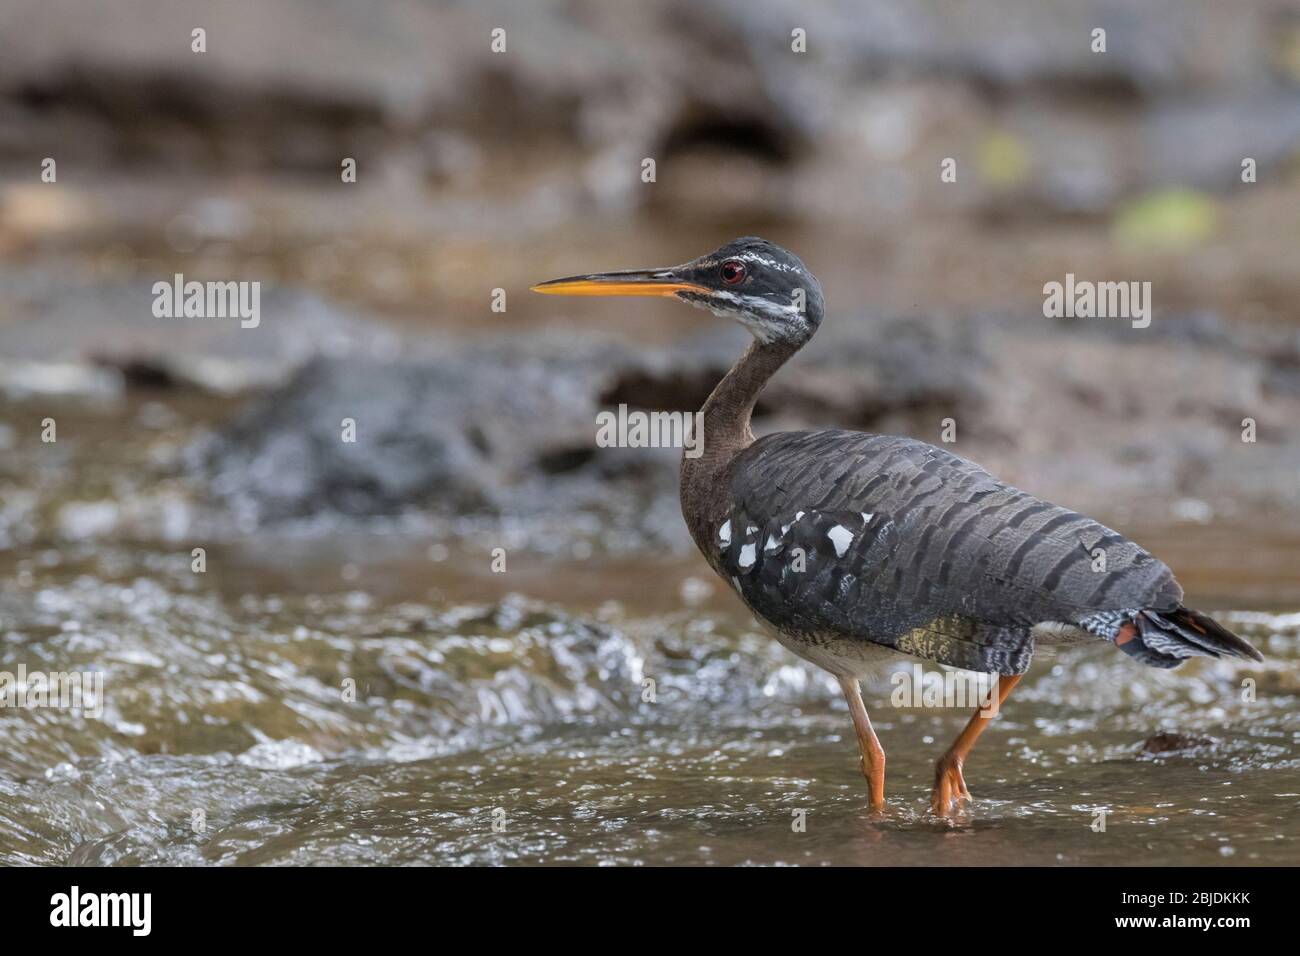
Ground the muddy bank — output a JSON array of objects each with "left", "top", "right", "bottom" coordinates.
[
  {"left": 4, "top": 0, "right": 1299, "bottom": 223},
  {"left": 3, "top": 0, "right": 1300, "bottom": 335},
  {"left": 0, "top": 263, "right": 403, "bottom": 396}
]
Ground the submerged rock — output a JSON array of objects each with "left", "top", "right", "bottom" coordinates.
[{"left": 1141, "top": 732, "right": 1216, "bottom": 754}]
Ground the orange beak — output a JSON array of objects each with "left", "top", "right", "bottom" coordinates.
[{"left": 530, "top": 268, "right": 710, "bottom": 298}]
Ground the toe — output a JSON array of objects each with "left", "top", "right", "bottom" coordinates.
[
  {"left": 931, "top": 757, "right": 970, "bottom": 815},
  {"left": 930, "top": 775, "right": 953, "bottom": 815}
]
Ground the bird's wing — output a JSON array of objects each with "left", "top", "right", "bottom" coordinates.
[{"left": 713, "top": 430, "right": 1181, "bottom": 675}]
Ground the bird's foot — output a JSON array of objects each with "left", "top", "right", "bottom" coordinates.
[{"left": 930, "top": 754, "right": 971, "bottom": 816}]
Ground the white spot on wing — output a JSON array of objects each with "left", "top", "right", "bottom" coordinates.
[
  {"left": 718, "top": 520, "right": 731, "bottom": 546},
  {"left": 739, "top": 543, "right": 757, "bottom": 568},
  {"left": 827, "top": 525, "right": 854, "bottom": 558}
]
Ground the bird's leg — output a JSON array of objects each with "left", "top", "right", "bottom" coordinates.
[
  {"left": 931, "top": 673, "right": 1022, "bottom": 816},
  {"left": 836, "top": 676, "right": 886, "bottom": 809}
]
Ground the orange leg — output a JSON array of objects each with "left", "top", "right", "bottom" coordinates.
[
  {"left": 837, "top": 676, "right": 886, "bottom": 810},
  {"left": 931, "top": 673, "right": 1022, "bottom": 816}
]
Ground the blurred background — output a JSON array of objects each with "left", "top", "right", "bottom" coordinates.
[{"left": 0, "top": 1, "right": 1298, "bottom": 865}]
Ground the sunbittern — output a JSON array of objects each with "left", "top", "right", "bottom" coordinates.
[{"left": 532, "top": 237, "right": 1264, "bottom": 815}]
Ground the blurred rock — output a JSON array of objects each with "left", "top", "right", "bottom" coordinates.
[
  {"left": 201, "top": 350, "right": 591, "bottom": 522},
  {"left": 197, "top": 315, "right": 990, "bottom": 527}
]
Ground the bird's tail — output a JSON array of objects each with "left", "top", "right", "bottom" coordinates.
[{"left": 1110, "top": 607, "right": 1264, "bottom": 668}]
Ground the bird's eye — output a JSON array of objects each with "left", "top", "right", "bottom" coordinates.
[{"left": 720, "top": 260, "right": 746, "bottom": 285}]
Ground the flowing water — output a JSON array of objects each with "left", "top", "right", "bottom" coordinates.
[{"left": 0, "top": 397, "right": 1297, "bottom": 866}]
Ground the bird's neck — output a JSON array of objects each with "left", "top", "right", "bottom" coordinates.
[
  {"left": 681, "top": 339, "right": 797, "bottom": 524},
  {"left": 700, "top": 339, "right": 796, "bottom": 449}
]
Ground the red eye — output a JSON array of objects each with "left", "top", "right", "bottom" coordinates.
[{"left": 720, "top": 260, "right": 745, "bottom": 285}]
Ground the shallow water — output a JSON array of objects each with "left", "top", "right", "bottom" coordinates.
[
  {"left": 0, "top": 541, "right": 1296, "bottom": 866},
  {"left": 0, "top": 398, "right": 1296, "bottom": 866}
]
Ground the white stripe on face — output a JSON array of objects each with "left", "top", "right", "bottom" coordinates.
[{"left": 685, "top": 289, "right": 809, "bottom": 343}]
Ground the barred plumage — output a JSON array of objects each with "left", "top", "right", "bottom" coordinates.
[{"left": 713, "top": 430, "right": 1185, "bottom": 675}]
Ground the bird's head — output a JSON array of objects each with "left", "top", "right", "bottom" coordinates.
[{"left": 531, "top": 237, "right": 824, "bottom": 347}]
